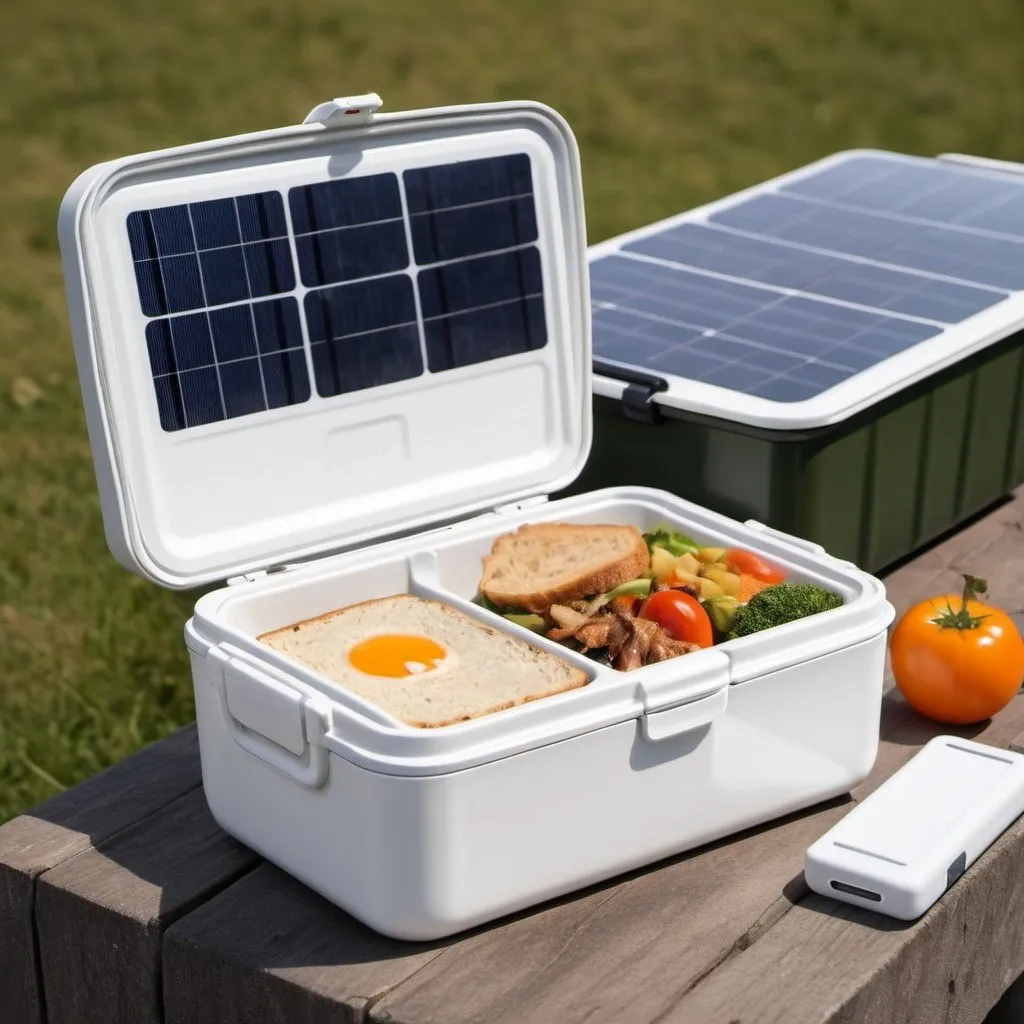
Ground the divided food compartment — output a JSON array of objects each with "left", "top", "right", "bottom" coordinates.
[{"left": 194, "top": 485, "right": 884, "bottom": 746}]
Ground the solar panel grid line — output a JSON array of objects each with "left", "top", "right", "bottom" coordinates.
[
  {"left": 612, "top": 248, "right": 951, "bottom": 327},
  {"left": 386, "top": 162, "right": 431, "bottom": 381},
  {"left": 700, "top": 214, "right": 1011, "bottom": 295},
  {"left": 776, "top": 179, "right": 1024, "bottom": 245},
  {"left": 706, "top": 192, "right": 1024, "bottom": 292},
  {"left": 183, "top": 204, "right": 230, "bottom": 427},
  {"left": 232, "top": 196, "right": 273, "bottom": 414}
]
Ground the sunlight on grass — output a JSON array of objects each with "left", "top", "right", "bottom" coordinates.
[{"left": 2, "top": 0, "right": 1024, "bottom": 821}]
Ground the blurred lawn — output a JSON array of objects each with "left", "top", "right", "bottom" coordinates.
[{"left": 3, "top": 0, "right": 1024, "bottom": 822}]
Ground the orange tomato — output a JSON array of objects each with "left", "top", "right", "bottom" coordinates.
[
  {"left": 724, "top": 549, "right": 786, "bottom": 585},
  {"left": 890, "top": 575, "right": 1024, "bottom": 725}
]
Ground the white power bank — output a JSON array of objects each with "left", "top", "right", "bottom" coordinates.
[{"left": 805, "top": 736, "right": 1024, "bottom": 920}]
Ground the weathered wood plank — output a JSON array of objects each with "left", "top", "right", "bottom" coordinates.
[
  {"left": 0, "top": 725, "right": 202, "bottom": 1024},
  {"left": 370, "top": 490, "right": 1024, "bottom": 1024},
  {"left": 664, "top": 786, "right": 1024, "bottom": 1024},
  {"left": 35, "top": 786, "right": 258, "bottom": 1024},
  {"left": 162, "top": 863, "right": 449, "bottom": 1024}
]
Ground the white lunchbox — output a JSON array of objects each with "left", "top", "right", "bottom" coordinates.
[{"left": 58, "top": 93, "right": 895, "bottom": 940}]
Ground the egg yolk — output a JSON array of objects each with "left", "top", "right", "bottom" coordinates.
[{"left": 348, "top": 634, "right": 448, "bottom": 678}]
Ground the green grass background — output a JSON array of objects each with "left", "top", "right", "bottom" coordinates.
[{"left": 3, "top": 0, "right": 1024, "bottom": 823}]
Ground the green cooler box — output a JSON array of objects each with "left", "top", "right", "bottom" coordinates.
[{"left": 567, "top": 150, "right": 1024, "bottom": 572}]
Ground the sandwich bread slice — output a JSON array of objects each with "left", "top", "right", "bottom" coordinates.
[
  {"left": 258, "top": 594, "right": 588, "bottom": 728},
  {"left": 480, "top": 523, "right": 650, "bottom": 613}
]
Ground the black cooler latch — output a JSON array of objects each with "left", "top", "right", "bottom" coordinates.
[{"left": 593, "top": 359, "right": 669, "bottom": 425}]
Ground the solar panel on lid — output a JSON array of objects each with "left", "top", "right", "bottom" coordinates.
[
  {"left": 126, "top": 154, "right": 548, "bottom": 431},
  {"left": 589, "top": 151, "right": 1024, "bottom": 405}
]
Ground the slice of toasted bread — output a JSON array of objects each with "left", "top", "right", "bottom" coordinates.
[
  {"left": 480, "top": 523, "right": 651, "bottom": 613},
  {"left": 258, "top": 594, "right": 588, "bottom": 729}
]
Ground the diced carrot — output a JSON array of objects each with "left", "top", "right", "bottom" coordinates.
[{"left": 738, "top": 574, "right": 771, "bottom": 604}]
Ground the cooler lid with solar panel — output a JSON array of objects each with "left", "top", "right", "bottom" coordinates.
[
  {"left": 589, "top": 148, "right": 1024, "bottom": 431},
  {"left": 57, "top": 94, "right": 590, "bottom": 588}
]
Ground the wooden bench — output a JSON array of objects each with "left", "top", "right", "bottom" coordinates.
[{"left": 4, "top": 489, "right": 1024, "bottom": 1024}]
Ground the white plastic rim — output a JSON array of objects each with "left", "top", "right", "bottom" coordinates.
[
  {"left": 590, "top": 148, "right": 1024, "bottom": 432},
  {"left": 58, "top": 99, "right": 592, "bottom": 588},
  {"left": 187, "top": 485, "right": 895, "bottom": 776}
]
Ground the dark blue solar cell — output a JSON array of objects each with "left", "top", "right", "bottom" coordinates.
[
  {"left": 262, "top": 350, "right": 312, "bottom": 407},
  {"left": 160, "top": 254, "right": 205, "bottom": 314},
  {"left": 306, "top": 273, "right": 416, "bottom": 340},
  {"left": 625, "top": 224, "right": 1002, "bottom": 323},
  {"left": 781, "top": 156, "right": 900, "bottom": 202},
  {"left": 145, "top": 320, "right": 176, "bottom": 377},
  {"left": 128, "top": 191, "right": 293, "bottom": 319},
  {"left": 149, "top": 206, "right": 194, "bottom": 256},
  {"left": 424, "top": 295, "right": 546, "bottom": 372},
  {"left": 235, "top": 192, "right": 288, "bottom": 241},
  {"left": 782, "top": 155, "right": 1024, "bottom": 236},
  {"left": 190, "top": 199, "right": 241, "bottom": 250},
  {"left": 703, "top": 361, "right": 781, "bottom": 392},
  {"left": 134, "top": 260, "right": 167, "bottom": 317},
  {"left": 152, "top": 376, "right": 186, "bottom": 431},
  {"left": 648, "top": 347, "right": 729, "bottom": 382},
  {"left": 252, "top": 296, "right": 304, "bottom": 354},
  {"left": 200, "top": 247, "right": 250, "bottom": 306},
  {"left": 178, "top": 367, "right": 223, "bottom": 427},
  {"left": 305, "top": 275, "right": 422, "bottom": 397},
  {"left": 787, "top": 361, "right": 854, "bottom": 388},
  {"left": 711, "top": 192, "right": 1024, "bottom": 291},
  {"left": 749, "top": 376, "right": 821, "bottom": 402},
  {"left": 404, "top": 154, "right": 533, "bottom": 215},
  {"left": 208, "top": 305, "right": 258, "bottom": 362},
  {"left": 242, "top": 239, "right": 296, "bottom": 295},
  {"left": 410, "top": 195, "right": 538, "bottom": 264},
  {"left": 169, "top": 313, "right": 214, "bottom": 370},
  {"left": 127, "top": 212, "right": 158, "bottom": 261},
  {"left": 737, "top": 347, "right": 806, "bottom": 373},
  {"left": 289, "top": 174, "right": 403, "bottom": 234},
  {"left": 418, "top": 247, "right": 544, "bottom": 320},
  {"left": 588, "top": 251, "right": 944, "bottom": 400},
  {"left": 219, "top": 359, "right": 267, "bottom": 419},
  {"left": 145, "top": 297, "right": 308, "bottom": 432},
  {"left": 295, "top": 220, "right": 408, "bottom": 286}
]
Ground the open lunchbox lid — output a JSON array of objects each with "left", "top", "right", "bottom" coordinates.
[
  {"left": 58, "top": 94, "right": 591, "bottom": 589},
  {"left": 588, "top": 148, "right": 1024, "bottom": 432}
]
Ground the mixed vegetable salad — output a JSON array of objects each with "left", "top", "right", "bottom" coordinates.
[{"left": 480, "top": 526, "right": 842, "bottom": 672}]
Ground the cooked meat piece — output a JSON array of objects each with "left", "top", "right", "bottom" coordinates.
[
  {"left": 615, "top": 617, "right": 660, "bottom": 672},
  {"left": 564, "top": 600, "right": 592, "bottom": 614},
  {"left": 606, "top": 615, "right": 632, "bottom": 658},
  {"left": 652, "top": 579, "right": 672, "bottom": 593},
  {"left": 647, "top": 634, "right": 701, "bottom": 663},
  {"left": 549, "top": 604, "right": 588, "bottom": 630},
  {"left": 575, "top": 616, "right": 617, "bottom": 650},
  {"left": 547, "top": 626, "right": 578, "bottom": 642}
]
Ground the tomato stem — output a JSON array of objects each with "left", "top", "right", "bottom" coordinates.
[{"left": 930, "top": 574, "right": 990, "bottom": 631}]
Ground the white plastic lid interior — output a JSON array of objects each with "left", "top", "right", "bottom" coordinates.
[{"left": 59, "top": 101, "right": 590, "bottom": 587}]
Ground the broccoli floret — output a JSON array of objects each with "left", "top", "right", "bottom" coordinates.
[{"left": 728, "top": 582, "right": 842, "bottom": 639}]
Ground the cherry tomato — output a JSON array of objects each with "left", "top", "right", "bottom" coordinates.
[
  {"left": 724, "top": 549, "right": 786, "bottom": 585},
  {"left": 890, "top": 575, "right": 1024, "bottom": 725},
  {"left": 639, "top": 590, "right": 713, "bottom": 648}
]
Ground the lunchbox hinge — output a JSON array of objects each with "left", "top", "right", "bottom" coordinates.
[
  {"left": 593, "top": 359, "right": 668, "bottom": 426},
  {"left": 493, "top": 495, "right": 550, "bottom": 516},
  {"left": 226, "top": 564, "right": 293, "bottom": 586},
  {"left": 303, "top": 94, "right": 382, "bottom": 128}
]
